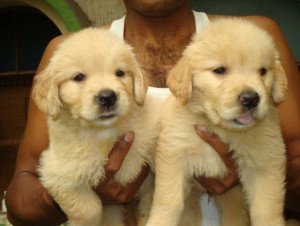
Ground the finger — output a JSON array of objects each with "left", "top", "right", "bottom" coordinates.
[
  {"left": 117, "top": 164, "right": 150, "bottom": 203},
  {"left": 287, "top": 157, "right": 300, "bottom": 190},
  {"left": 101, "top": 164, "right": 150, "bottom": 205},
  {"left": 104, "top": 131, "right": 134, "bottom": 180},
  {"left": 197, "top": 176, "right": 235, "bottom": 195},
  {"left": 196, "top": 169, "right": 239, "bottom": 193},
  {"left": 194, "top": 125, "right": 228, "bottom": 155},
  {"left": 197, "top": 177, "right": 226, "bottom": 194},
  {"left": 99, "top": 179, "right": 123, "bottom": 205},
  {"left": 194, "top": 125, "right": 237, "bottom": 168}
]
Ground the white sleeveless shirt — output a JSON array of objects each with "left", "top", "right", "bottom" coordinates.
[{"left": 109, "top": 11, "right": 210, "bottom": 100}]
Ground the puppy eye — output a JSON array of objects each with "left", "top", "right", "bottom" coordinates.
[
  {"left": 212, "top": 67, "right": 227, "bottom": 75},
  {"left": 116, "top": 70, "right": 125, "bottom": 77},
  {"left": 259, "top": 67, "right": 268, "bottom": 76},
  {"left": 73, "top": 73, "right": 86, "bottom": 82}
]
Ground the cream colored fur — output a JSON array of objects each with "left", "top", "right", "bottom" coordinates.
[
  {"left": 146, "top": 18, "right": 287, "bottom": 226},
  {"left": 32, "top": 28, "right": 161, "bottom": 226}
]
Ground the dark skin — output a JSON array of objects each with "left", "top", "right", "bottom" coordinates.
[{"left": 5, "top": 0, "right": 300, "bottom": 225}]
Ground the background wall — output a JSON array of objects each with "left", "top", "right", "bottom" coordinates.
[{"left": 74, "top": 0, "right": 125, "bottom": 26}]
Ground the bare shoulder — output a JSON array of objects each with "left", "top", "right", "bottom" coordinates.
[
  {"left": 208, "top": 15, "right": 280, "bottom": 32},
  {"left": 36, "top": 23, "right": 110, "bottom": 73},
  {"left": 102, "top": 24, "right": 111, "bottom": 30},
  {"left": 46, "top": 33, "right": 74, "bottom": 51},
  {"left": 242, "top": 15, "right": 284, "bottom": 38},
  {"left": 46, "top": 23, "right": 111, "bottom": 51},
  {"left": 35, "top": 33, "right": 74, "bottom": 74}
]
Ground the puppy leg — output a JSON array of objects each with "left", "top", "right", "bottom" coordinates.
[
  {"left": 136, "top": 173, "right": 154, "bottom": 226},
  {"left": 215, "top": 185, "right": 250, "bottom": 226},
  {"left": 55, "top": 186, "right": 103, "bottom": 226},
  {"left": 102, "top": 205, "right": 125, "bottom": 226},
  {"left": 146, "top": 153, "right": 186, "bottom": 226},
  {"left": 240, "top": 166, "right": 285, "bottom": 226},
  {"left": 178, "top": 188, "right": 202, "bottom": 226}
]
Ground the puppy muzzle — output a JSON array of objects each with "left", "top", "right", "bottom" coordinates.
[
  {"left": 235, "top": 90, "right": 260, "bottom": 125},
  {"left": 96, "top": 89, "right": 118, "bottom": 109}
]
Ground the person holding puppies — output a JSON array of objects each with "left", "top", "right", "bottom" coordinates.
[{"left": 5, "top": 0, "right": 300, "bottom": 225}]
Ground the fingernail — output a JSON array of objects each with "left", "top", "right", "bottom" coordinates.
[
  {"left": 195, "top": 125, "right": 215, "bottom": 138},
  {"left": 195, "top": 125, "right": 207, "bottom": 132},
  {"left": 124, "top": 131, "right": 134, "bottom": 142}
]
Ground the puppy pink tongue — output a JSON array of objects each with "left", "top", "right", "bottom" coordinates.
[{"left": 236, "top": 112, "right": 254, "bottom": 125}]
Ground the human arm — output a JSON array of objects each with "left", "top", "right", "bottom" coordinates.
[
  {"left": 248, "top": 16, "right": 300, "bottom": 217},
  {"left": 5, "top": 81, "right": 68, "bottom": 225},
  {"left": 6, "top": 130, "right": 140, "bottom": 226},
  {"left": 5, "top": 35, "right": 69, "bottom": 226}
]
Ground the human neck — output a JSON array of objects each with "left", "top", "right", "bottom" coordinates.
[
  {"left": 123, "top": 6, "right": 195, "bottom": 87},
  {"left": 124, "top": 4, "right": 194, "bottom": 40}
]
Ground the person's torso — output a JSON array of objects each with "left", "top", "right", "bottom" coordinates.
[{"left": 110, "top": 11, "right": 209, "bottom": 99}]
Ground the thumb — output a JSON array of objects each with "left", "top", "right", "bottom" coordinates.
[
  {"left": 194, "top": 125, "right": 228, "bottom": 155},
  {"left": 104, "top": 131, "right": 135, "bottom": 180}
]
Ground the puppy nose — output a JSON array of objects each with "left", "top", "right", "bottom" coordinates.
[
  {"left": 239, "top": 91, "right": 260, "bottom": 109},
  {"left": 98, "top": 89, "right": 117, "bottom": 108}
]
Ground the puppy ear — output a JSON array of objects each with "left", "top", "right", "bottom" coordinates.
[
  {"left": 272, "top": 61, "right": 288, "bottom": 104},
  {"left": 132, "top": 61, "right": 148, "bottom": 106},
  {"left": 32, "top": 67, "right": 62, "bottom": 119},
  {"left": 167, "top": 57, "right": 192, "bottom": 104}
]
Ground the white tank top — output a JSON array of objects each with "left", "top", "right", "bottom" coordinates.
[{"left": 109, "top": 11, "right": 210, "bottom": 100}]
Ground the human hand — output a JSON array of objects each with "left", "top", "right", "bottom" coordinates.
[
  {"left": 6, "top": 171, "right": 67, "bottom": 226},
  {"left": 194, "top": 126, "right": 239, "bottom": 194},
  {"left": 285, "top": 151, "right": 300, "bottom": 215},
  {"left": 93, "top": 131, "right": 150, "bottom": 204}
]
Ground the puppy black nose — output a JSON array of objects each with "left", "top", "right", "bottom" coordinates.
[
  {"left": 239, "top": 91, "right": 260, "bottom": 109},
  {"left": 98, "top": 89, "right": 117, "bottom": 108}
]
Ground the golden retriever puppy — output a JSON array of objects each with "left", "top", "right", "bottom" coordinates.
[
  {"left": 146, "top": 18, "right": 287, "bottom": 226},
  {"left": 32, "top": 28, "right": 161, "bottom": 226}
]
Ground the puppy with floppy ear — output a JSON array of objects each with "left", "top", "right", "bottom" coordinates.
[
  {"left": 146, "top": 18, "right": 287, "bottom": 226},
  {"left": 32, "top": 67, "right": 62, "bottom": 120},
  {"left": 167, "top": 41, "right": 288, "bottom": 107},
  {"left": 33, "top": 36, "right": 148, "bottom": 119},
  {"left": 166, "top": 57, "right": 192, "bottom": 105},
  {"left": 131, "top": 60, "right": 148, "bottom": 106},
  {"left": 33, "top": 28, "right": 161, "bottom": 226},
  {"left": 272, "top": 60, "right": 288, "bottom": 104}
]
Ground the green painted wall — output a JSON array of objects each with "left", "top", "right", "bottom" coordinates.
[{"left": 45, "top": 0, "right": 83, "bottom": 31}]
